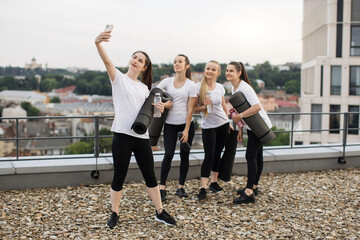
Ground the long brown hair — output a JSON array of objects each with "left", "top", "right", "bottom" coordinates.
[
  {"left": 229, "top": 61, "right": 252, "bottom": 87},
  {"left": 200, "top": 60, "right": 220, "bottom": 117},
  {"left": 177, "top": 54, "right": 191, "bottom": 80},
  {"left": 133, "top": 51, "right": 153, "bottom": 90}
]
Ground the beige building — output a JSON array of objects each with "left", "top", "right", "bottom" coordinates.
[{"left": 296, "top": 0, "right": 360, "bottom": 145}]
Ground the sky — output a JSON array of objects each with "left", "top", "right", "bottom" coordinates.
[{"left": 0, "top": 0, "right": 303, "bottom": 71}]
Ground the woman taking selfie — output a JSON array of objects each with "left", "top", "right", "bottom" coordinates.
[
  {"left": 156, "top": 54, "right": 197, "bottom": 202},
  {"left": 226, "top": 61, "right": 272, "bottom": 204},
  {"left": 194, "top": 60, "right": 229, "bottom": 200},
  {"left": 95, "top": 29, "right": 176, "bottom": 228}
]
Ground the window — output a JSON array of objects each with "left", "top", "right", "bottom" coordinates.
[
  {"left": 351, "top": 26, "right": 360, "bottom": 56},
  {"left": 351, "top": 0, "right": 360, "bottom": 21},
  {"left": 348, "top": 105, "right": 359, "bottom": 135},
  {"left": 320, "top": 65, "right": 323, "bottom": 96},
  {"left": 331, "top": 66, "right": 341, "bottom": 95},
  {"left": 351, "top": 0, "right": 360, "bottom": 55},
  {"left": 350, "top": 66, "right": 360, "bottom": 95},
  {"left": 311, "top": 104, "right": 322, "bottom": 133},
  {"left": 329, "top": 105, "right": 341, "bottom": 134}
]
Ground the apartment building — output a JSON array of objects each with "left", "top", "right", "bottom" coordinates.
[{"left": 295, "top": 0, "right": 360, "bottom": 145}]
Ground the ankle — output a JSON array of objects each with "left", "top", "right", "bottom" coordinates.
[
  {"left": 160, "top": 185, "right": 166, "bottom": 190},
  {"left": 244, "top": 188, "right": 253, "bottom": 196}
]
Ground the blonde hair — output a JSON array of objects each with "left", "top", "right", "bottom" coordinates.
[{"left": 199, "top": 60, "right": 221, "bottom": 117}]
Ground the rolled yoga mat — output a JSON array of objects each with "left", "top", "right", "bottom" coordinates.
[
  {"left": 229, "top": 91, "right": 275, "bottom": 144},
  {"left": 148, "top": 90, "right": 172, "bottom": 146},
  {"left": 219, "top": 129, "right": 238, "bottom": 182},
  {"left": 132, "top": 88, "right": 163, "bottom": 134}
]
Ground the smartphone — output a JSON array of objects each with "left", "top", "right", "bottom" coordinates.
[{"left": 104, "top": 24, "right": 113, "bottom": 32}]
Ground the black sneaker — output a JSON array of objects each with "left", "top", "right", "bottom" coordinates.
[
  {"left": 197, "top": 188, "right": 206, "bottom": 200},
  {"left": 209, "top": 182, "right": 223, "bottom": 193},
  {"left": 160, "top": 189, "right": 167, "bottom": 202},
  {"left": 233, "top": 192, "right": 255, "bottom": 204},
  {"left": 106, "top": 212, "right": 119, "bottom": 229},
  {"left": 175, "top": 188, "right": 188, "bottom": 198},
  {"left": 155, "top": 209, "right": 177, "bottom": 226},
  {"left": 237, "top": 187, "right": 258, "bottom": 196}
]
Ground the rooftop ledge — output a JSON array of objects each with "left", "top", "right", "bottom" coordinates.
[{"left": 0, "top": 145, "right": 359, "bottom": 190}]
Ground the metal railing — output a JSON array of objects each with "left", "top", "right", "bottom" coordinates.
[{"left": 0, "top": 112, "right": 359, "bottom": 162}]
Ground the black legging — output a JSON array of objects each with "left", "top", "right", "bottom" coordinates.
[
  {"left": 201, "top": 122, "right": 229, "bottom": 178},
  {"left": 160, "top": 122, "right": 195, "bottom": 186},
  {"left": 245, "top": 129, "right": 264, "bottom": 189},
  {"left": 111, "top": 132, "right": 158, "bottom": 191}
]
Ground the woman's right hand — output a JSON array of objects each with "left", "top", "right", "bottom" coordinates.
[{"left": 95, "top": 32, "right": 111, "bottom": 44}]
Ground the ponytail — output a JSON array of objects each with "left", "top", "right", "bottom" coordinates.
[
  {"left": 229, "top": 61, "right": 252, "bottom": 87},
  {"left": 177, "top": 54, "right": 192, "bottom": 80},
  {"left": 199, "top": 60, "right": 221, "bottom": 117},
  {"left": 133, "top": 51, "right": 153, "bottom": 90}
]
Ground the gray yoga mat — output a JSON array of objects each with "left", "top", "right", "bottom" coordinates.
[
  {"left": 148, "top": 90, "right": 172, "bottom": 146},
  {"left": 229, "top": 91, "right": 275, "bottom": 144}
]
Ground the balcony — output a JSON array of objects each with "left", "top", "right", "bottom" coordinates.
[{"left": 0, "top": 113, "right": 359, "bottom": 190}]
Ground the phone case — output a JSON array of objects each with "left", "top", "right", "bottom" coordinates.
[{"left": 104, "top": 24, "right": 113, "bottom": 32}]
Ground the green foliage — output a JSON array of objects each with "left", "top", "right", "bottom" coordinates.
[
  {"left": 65, "top": 141, "right": 92, "bottom": 154},
  {"left": 264, "top": 126, "right": 290, "bottom": 146},
  {"left": 0, "top": 61, "right": 300, "bottom": 96},
  {"left": 285, "top": 79, "right": 300, "bottom": 94},
  {"left": 40, "top": 77, "right": 58, "bottom": 92},
  {"left": 50, "top": 96, "right": 61, "bottom": 103},
  {"left": 242, "top": 126, "right": 290, "bottom": 147},
  {"left": 20, "top": 102, "right": 40, "bottom": 116}
]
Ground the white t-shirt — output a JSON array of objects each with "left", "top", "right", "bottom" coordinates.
[
  {"left": 110, "top": 69, "right": 149, "bottom": 139},
  {"left": 156, "top": 77, "right": 197, "bottom": 125},
  {"left": 232, "top": 80, "right": 272, "bottom": 131},
  {"left": 196, "top": 82, "right": 229, "bottom": 129}
]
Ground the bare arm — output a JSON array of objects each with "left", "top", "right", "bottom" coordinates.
[
  {"left": 221, "top": 96, "right": 228, "bottom": 116},
  {"left": 232, "top": 103, "right": 261, "bottom": 123},
  {"left": 180, "top": 97, "right": 197, "bottom": 142},
  {"left": 95, "top": 32, "right": 116, "bottom": 81},
  {"left": 193, "top": 96, "right": 207, "bottom": 113}
]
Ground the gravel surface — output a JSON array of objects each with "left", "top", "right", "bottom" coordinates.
[{"left": 1, "top": 168, "right": 359, "bottom": 239}]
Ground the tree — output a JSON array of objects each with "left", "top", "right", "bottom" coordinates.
[
  {"left": 50, "top": 96, "right": 61, "bottom": 103},
  {"left": 20, "top": 102, "right": 40, "bottom": 116},
  {"left": 264, "top": 126, "right": 290, "bottom": 146},
  {"left": 40, "top": 77, "right": 58, "bottom": 92},
  {"left": 65, "top": 141, "right": 92, "bottom": 154},
  {"left": 285, "top": 79, "right": 300, "bottom": 94}
]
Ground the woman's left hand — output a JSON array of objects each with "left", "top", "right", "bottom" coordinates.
[
  {"left": 232, "top": 113, "right": 243, "bottom": 123},
  {"left": 180, "top": 130, "right": 189, "bottom": 143}
]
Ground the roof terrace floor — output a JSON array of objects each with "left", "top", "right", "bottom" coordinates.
[{"left": 1, "top": 168, "right": 359, "bottom": 239}]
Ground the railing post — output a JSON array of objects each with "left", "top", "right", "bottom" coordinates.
[
  {"left": 290, "top": 114, "right": 294, "bottom": 148},
  {"left": 94, "top": 116, "right": 99, "bottom": 158},
  {"left": 91, "top": 116, "right": 100, "bottom": 179},
  {"left": 338, "top": 112, "right": 347, "bottom": 164},
  {"left": 16, "top": 118, "right": 19, "bottom": 160}
]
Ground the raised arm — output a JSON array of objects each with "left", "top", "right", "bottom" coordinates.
[{"left": 95, "top": 32, "right": 116, "bottom": 81}]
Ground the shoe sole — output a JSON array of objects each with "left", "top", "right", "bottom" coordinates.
[
  {"left": 233, "top": 199, "right": 255, "bottom": 204},
  {"left": 175, "top": 193, "right": 188, "bottom": 198},
  {"left": 208, "top": 187, "right": 222, "bottom": 193},
  {"left": 106, "top": 223, "right": 117, "bottom": 229},
  {"left": 155, "top": 216, "right": 176, "bottom": 226}
]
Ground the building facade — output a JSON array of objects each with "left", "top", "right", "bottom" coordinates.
[{"left": 296, "top": 0, "right": 360, "bottom": 145}]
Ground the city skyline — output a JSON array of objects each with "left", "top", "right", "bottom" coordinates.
[{"left": 0, "top": 0, "right": 303, "bottom": 71}]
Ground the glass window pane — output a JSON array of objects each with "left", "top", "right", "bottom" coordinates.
[
  {"left": 329, "top": 105, "right": 340, "bottom": 134},
  {"left": 349, "top": 105, "right": 359, "bottom": 135},
  {"left": 350, "top": 66, "right": 360, "bottom": 96},
  {"left": 311, "top": 104, "right": 322, "bottom": 133},
  {"left": 351, "top": 0, "right": 360, "bottom": 21},
  {"left": 331, "top": 66, "right": 341, "bottom": 95}
]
